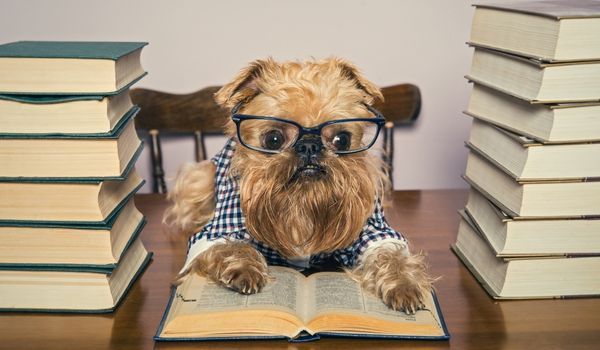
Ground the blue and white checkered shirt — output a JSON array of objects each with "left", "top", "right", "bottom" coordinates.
[{"left": 182, "top": 139, "right": 407, "bottom": 272}]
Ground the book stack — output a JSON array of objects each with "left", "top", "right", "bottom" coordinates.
[
  {"left": 453, "top": 1, "right": 600, "bottom": 299},
  {"left": 0, "top": 41, "right": 152, "bottom": 312}
]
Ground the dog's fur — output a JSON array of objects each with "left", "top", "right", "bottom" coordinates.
[{"left": 164, "top": 58, "right": 434, "bottom": 313}]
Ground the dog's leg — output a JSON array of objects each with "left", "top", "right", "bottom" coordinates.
[
  {"left": 351, "top": 243, "right": 435, "bottom": 314},
  {"left": 191, "top": 241, "right": 270, "bottom": 294},
  {"left": 164, "top": 160, "right": 216, "bottom": 236}
]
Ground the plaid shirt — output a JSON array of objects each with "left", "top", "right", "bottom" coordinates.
[{"left": 186, "top": 139, "right": 407, "bottom": 270}]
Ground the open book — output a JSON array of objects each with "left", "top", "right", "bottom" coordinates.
[{"left": 155, "top": 266, "right": 449, "bottom": 342}]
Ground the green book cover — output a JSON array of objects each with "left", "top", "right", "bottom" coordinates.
[
  {"left": 0, "top": 41, "right": 148, "bottom": 60},
  {"left": 0, "top": 94, "right": 104, "bottom": 104}
]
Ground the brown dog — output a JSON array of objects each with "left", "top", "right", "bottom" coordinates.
[{"left": 164, "top": 58, "right": 434, "bottom": 314}]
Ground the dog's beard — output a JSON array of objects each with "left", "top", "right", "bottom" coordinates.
[{"left": 236, "top": 152, "right": 377, "bottom": 258}]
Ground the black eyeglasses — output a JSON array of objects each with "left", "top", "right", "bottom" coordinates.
[{"left": 231, "top": 103, "right": 386, "bottom": 154}]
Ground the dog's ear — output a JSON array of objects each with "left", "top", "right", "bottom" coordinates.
[
  {"left": 334, "top": 58, "right": 384, "bottom": 105},
  {"left": 214, "top": 58, "right": 275, "bottom": 110}
]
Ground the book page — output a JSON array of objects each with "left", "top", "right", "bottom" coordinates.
[
  {"left": 173, "top": 266, "right": 306, "bottom": 318},
  {"left": 306, "top": 271, "right": 442, "bottom": 326},
  {"left": 307, "top": 272, "right": 365, "bottom": 316},
  {"left": 245, "top": 266, "right": 305, "bottom": 313}
]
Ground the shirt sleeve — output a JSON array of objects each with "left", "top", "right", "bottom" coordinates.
[{"left": 332, "top": 198, "right": 409, "bottom": 268}]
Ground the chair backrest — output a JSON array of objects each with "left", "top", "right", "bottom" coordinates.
[
  {"left": 131, "top": 83, "right": 420, "bottom": 193},
  {"left": 130, "top": 86, "right": 228, "bottom": 193},
  {"left": 374, "top": 84, "right": 421, "bottom": 187}
]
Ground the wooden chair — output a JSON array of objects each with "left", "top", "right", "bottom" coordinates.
[{"left": 131, "top": 84, "right": 420, "bottom": 193}]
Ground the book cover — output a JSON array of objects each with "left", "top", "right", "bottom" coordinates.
[
  {"left": 474, "top": 0, "right": 600, "bottom": 20},
  {"left": 0, "top": 94, "right": 105, "bottom": 104},
  {"left": 0, "top": 41, "right": 148, "bottom": 60}
]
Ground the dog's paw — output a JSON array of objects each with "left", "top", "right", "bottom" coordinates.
[
  {"left": 193, "top": 241, "right": 270, "bottom": 295},
  {"left": 218, "top": 257, "right": 269, "bottom": 294},
  {"left": 352, "top": 245, "right": 435, "bottom": 314},
  {"left": 378, "top": 273, "right": 428, "bottom": 314}
]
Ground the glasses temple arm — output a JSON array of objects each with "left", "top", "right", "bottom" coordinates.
[
  {"left": 364, "top": 103, "right": 385, "bottom": 120},
  {"left": 231, "top": 101, "right": 245, "bottom": 115}
]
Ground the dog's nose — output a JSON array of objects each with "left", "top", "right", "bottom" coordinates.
[{"left": 294, "top": 136, "right": 323, "bottom": 159}]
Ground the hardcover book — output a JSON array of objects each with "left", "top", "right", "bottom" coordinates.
[
  {"left": 0, "top": 91, "right": 135, "bottom": 135},
  {"left": 0, "top": 170, "right": 144, "bottom": 224},
  {"left": 155, "top": 266, "right": 449, "bottom": 342},
  {"left": 464, "top": 188, "right": 600, "bottom": 257},
  {"left": 466, "top": 47, "right": 600, "bottom": 103},
  {"left": 466, "top": 118, "right": 600, "bottom": 181},
  {"left": 0, "top": 110, "right": 142, "bottom": 179},
  {"left": 466, "top": 83, "right": 600, "bottom": 143},
  {"left": 0, "top": 199, "right": 146, "bottom": 268},
  {"left": 452, "top": 215, "right": 600, "bottom": 299},
  {"left": 470, "top": 0, "right": 600, "bottom": 62},
  {"left": 463, "top": 151, "right": 600, "bottom": 218},
  {"left": 0, "top": 41, "right": 147, "bottom": 95},
  {"left": 0, "top": 237, "right": 152, "bottom": 312}
]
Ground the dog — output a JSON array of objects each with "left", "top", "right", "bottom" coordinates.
[{"left": 164, "top": 57, "right": 434, "bottom": 314}]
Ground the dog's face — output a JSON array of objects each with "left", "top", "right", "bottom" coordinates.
[{"left": 215, "top": 58, "right": 386, "bottom": 258}]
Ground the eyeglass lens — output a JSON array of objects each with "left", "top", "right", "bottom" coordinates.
[{"left": 237, "top": 119, "right": 379, "bottom": 153}]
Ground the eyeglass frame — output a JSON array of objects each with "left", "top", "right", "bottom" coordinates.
[{"left": 230, "top": 102, "right": 386, "bottom": 155}]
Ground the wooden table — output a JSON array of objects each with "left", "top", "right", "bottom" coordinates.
[{"left": 1, "top": 190, "right": 599, "bottom": 350}]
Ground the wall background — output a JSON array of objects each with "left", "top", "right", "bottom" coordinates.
[{"left": 1, "top": 0, "right": 485, "bottom": 191}]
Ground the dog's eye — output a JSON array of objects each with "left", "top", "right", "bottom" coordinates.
[
  {"left": 332, "top": 131, "right": 351, "bottom": 151},
  {"left": 262, "top": 130, "right": 285, "bottom": 150}
]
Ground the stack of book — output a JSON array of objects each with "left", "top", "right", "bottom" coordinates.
[
  {"left": 453, "top": 1, "right": 600, "bottom": 299},
  {"left": 0, "top": 41, "right": 152, "bottom": 312}
]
